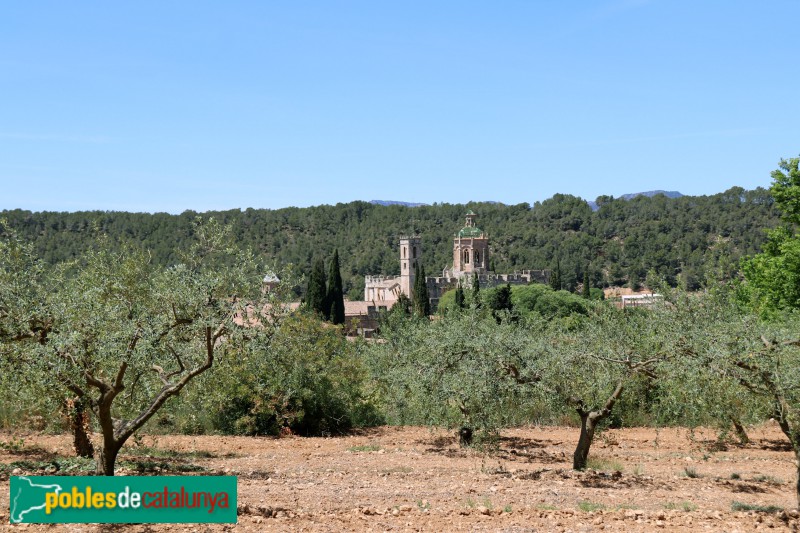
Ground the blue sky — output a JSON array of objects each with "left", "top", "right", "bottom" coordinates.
[{"left": 2, "top": 1, "right": 798, "bottom": 213}]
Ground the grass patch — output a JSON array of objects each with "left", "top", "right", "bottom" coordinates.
[
  {"left": 124, "top": 446, "right": 215, "bottom": 459},
  {"left": 731, "top": 501, "right": 783, "bottom": 513},
  {"left": 347, "top": 444, "right": 382, "bottom": 453},
  {"left": 0, "top": 438, "right": 50, "bottom": 457},
  {"left": 586, "top": 457, "right": 623, "bottom": 473},
  {"left": 0, "top": 460, "right": 53, "bottom": 473},
  {"left": 683, "top": 466, "right": 701, "bottom": 478},
  {"left": 536, "top": 504, "right": 558, "bottom": 511},
  {"left": 1, "top": 455, "right": 205, "bottom": 476},
  {"left": 752, "top": 474, "right": 783, "bottom": 485},
  {"left": 664, "top": 501, "right": 697, "bottom": 512},
  {"left": 218, "top": 451, "right": 242, "bottom": 459},
  {"left": 119, "top": 459, "right": 206, "bottom": 474},
  {"left": 0, "top": 438, "right": 26, "bottom": 452},
  {"left": 503, "top": 504, "right": 512, "bottom": 513},
  {"left": 578, "top": 500, "right": 605, "bottom": 512},
  {"left": 730, "top": 472, "right": 741, "bottom": 480},
  {"left": 614, "top": 503, "right": 638, "bottom": 511},
  {"left": 0, "top": 457, "right": 95, "bottom": 475}
]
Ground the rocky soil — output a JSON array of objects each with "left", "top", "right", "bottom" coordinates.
[{"left": 1, "top": 423, "right": 799, "bottom": 531}]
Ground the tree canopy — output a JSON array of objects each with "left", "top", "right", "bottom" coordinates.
[
  {"left": 742, "top": 156, "right": 800, "bottom": 315},
  {"left": 0, "top": 188, "right": 779, "bottom": 300},
  {"left": 0, "top": 218, "right": 295, "bottom": 475}
]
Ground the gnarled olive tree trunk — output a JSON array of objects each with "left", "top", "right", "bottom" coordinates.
[
  {"left": 66, "top": 397, "right": 94, "bottom": 458},
  {"left": 795, "top": 450, "right": 800, "bottom": 510},
  {"left": 572, "top": 381, "right": 624, "bottom": 471},
  {"left": 772, "top": 407, "right": 800, "bottom": 509},
  {"left": 734, "top": 339, "right": 800, "bottom": 509},
  {"left": 731, "top": 417, "right": 750, "bottom": 445},
  {"left": 74, "top": 325, "right": 226, "bottom": 475}
]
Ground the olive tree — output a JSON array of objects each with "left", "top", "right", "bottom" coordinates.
[
  {"left": 0, "top": 227, "right": 63, "bottom": 432},
  {"left": 1, "top": 219, "right": 293, "bottom": 475},
  {"left": 631, "top": 286, "right": 800, "bottom": 508},
  {"left": 367, "top": 310, "right": 545, "bottom": 445},
  {"left": 649, "top": 290, "right": 766, "bottom": 443},
  {"left": 732, "top": 323, "right": 800, "bottom": 508},
  {"left": 733, "top": 154, "right": 800, "bottom": 507},
  {"left": 687, "top": 291, "right": 800, "bottom": 508},
  {"left": 543, "top": 304, "right": 690, "bottom": 470}
]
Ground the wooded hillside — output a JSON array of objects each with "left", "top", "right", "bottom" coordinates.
[{"left": 1, "top": 187, "right": 778, "bottom": 299}]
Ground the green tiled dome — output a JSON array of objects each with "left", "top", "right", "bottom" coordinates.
[{"left": 458, "top": 226, "right": 484, "bottom": 238}]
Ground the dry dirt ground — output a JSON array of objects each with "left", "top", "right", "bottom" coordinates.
[{"left": 1, "top": 424, "right": 799, "bottom": 532}]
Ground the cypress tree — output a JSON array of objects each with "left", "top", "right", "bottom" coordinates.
[
  {"left": 306, "top": 257, "right": 327, "bottom": 318},
  {"left": 419, "top": 265, "right": 430, "bottom": 317},
  {"left": 471, "top": 272, "right": 480, "bottom": 307},
  {"left": 454, "top": 282, "right": 465, "bottom": 309},
  {"left": 327, "top": 249, "right": 345, "bottom": 324},
  {"left": 412, "top": 262, "right": 421, "bottom": 315},
  {"left": 550, "top": 258, "right": 562, "bottom": 291},
  {"left": 496, "top": 283, "right": 513, "bottom": 312},
  {"left": 582, "top": 270, "right": 591, "bottom": 299},
  {"left": 413, "top": 263, "right": 430, "bottom": 317}
]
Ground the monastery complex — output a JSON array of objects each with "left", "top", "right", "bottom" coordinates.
[{"left": 364, "top": 211, "right": 548, "bottom": 310}]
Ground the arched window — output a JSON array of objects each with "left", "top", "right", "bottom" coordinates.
[
  {"left": 475, "top": 251, "right": 481, "bottom": 265},
  {"left": 464, "top": 250, "right": 470, "bottom": 264},
  {"left": 403, "top": 247, "right": 406, "bottom": 258}
]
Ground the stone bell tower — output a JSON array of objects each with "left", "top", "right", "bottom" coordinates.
[{"left": 399, "top": 235, "right": 421, "bottom": 298}]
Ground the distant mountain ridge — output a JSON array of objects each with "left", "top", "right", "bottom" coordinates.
[
  {"left": 371, "top": 191, "right": 684, "bottom": 211},
  {"left": 587, "top": 190, "right": 683, "bottom": 211},
  {"left": 369, "top": 200, "right": 428, "bottom": 207}
]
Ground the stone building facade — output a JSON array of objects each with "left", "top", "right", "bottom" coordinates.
[{"left": 364, "top": 211, "right": 548, "bottom": 310}]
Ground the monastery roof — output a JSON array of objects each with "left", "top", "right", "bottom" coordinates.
[{"left": 345, "top": 300, "right": 395, "bottom": 316}]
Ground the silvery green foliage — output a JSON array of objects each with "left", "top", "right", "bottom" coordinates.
[
  {"left": 0, "top": 226, "right": 60, "bottom": 425},
  {"left": 642, "top": 290, "right": 761, "bottom": 430},
  {"left": 653, "top": 288, "right": 800, "bottom": 506},
  {"left": 698, "top": 290, "right": 800, "bottom": 441},
  {"left": 368, "top": 310, "right": 548, "bottom": 436},
  {"left": 1, "top": 218, "right": 296, "bottom": 473},
  {"left": 0, "top": 224, "right": 51, "bottom": 345}
]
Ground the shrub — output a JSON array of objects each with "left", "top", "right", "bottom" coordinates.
[{"left": 205, "top": 314, "right": 383, "bottom": 436}]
